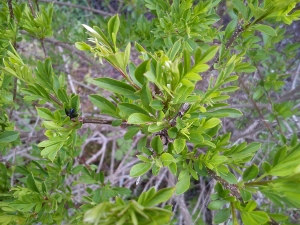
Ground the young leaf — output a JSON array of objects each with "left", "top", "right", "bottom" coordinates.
[
  {"left": 160, "top": 153, "right": 175, "bottom": 166},
  {"left": 202, "top": 118, "right": 221, "bottom": 129},
  {"left": 151, "top": 136, "right": 163, "bottom": 154},
  {"left": 130, "top": 163, "right": 152, "bottom": 177},
  {"left": 173, "top": 139, "right": 186, "bottom": 154},
  {"left": 175, "top": 171, "right": 190, "bottom": 195}
]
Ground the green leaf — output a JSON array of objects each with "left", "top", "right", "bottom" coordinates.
[
  {"left": 213, "top": 208, "right": 231, "bottom": 224},
  {"left": 240, "top": 188, "right": 252, "bottom": 202},
  {"left": 175, "top": 171, "right": 190, "bottom": 195},
  {"left": 161, "top": 153, "right": 175, "bottom": 166},
  {"left": 269, "top": 148, "right": 300, "bottom": 176},
  {"left": 202, "top": 118, "right": 221, "bottom": 129},
  {"left": 169, "top": 39, "right": 181, "bottom": 61},
  {"left": 130, "top": 163, "right": 152, "bottom": 177},
  {"left": 136, "top": 155, "right": 151, "bottom": 163},
  {"left": 89, "top": 95, "right": 117, "bottom": 117},
  {"left": 141, "top": 187, "right": 175, "bottom": 207},
  {"left": 198, "top": 46, "right": 219, "bottom": 64},
  {"left": 168, "top": 162, "right": 177, "bottom": 175},
  {"left": 139, "top": 84, "right": 154, "bottom": 114},
  {"left": 219, "top": 171, "right": 238, "bottom": 184},
  {"left": 268, "top": 213, "right": 288, "bottom": 222},
  {"left": 151, "top": 136, "right": 163, "bottom": 154},
  {"left": 173, "top": 139, "right": 186, "bottom": 154},
  {"left": 40, "top": 142, "right": 64, "bottom": 161},
  {"left": 225, "top": 19, "right": 237, "bottom": 40},
  {"left": 75, "top": 42, "right": 91, "bottom": 51},
  {"left": 150, "top": 100, "right": 164, "bottom": 110},
  {"left": 134, "top": 60, "right": 148, "bottom": 86},
  {"left": 167, "top": 127, "right": 178, "bottom": 139},
  {"left": 254, "top": 24, "right": 277, "bottom": 36},
  {"left": 0, "top": 131, "right": 19, "bottom": 143},
  {"left": 128, "top": 113, "right": 155, "bottom": 124},
  {"left": 124, "top": 127, "right": 140, "bottom": 140},
  {"left": 36, "top": 107, "right": 54, "bottom": 120},
  {"left": 251, "top": 211, "right": 270, "bottom": 224},
  {"left": 118, "top": 103, "right": 149, "bottom": 117},
  {"left": 94, "top": 78, "right": 136, "bottom": 95},
  {"left": 26, "top": 173, "right": 40, "bottom": 193},
  {"left": 218, "top": 86, "right": 239, "bottom": 93},
  {"left": 272, "top": 146, "right": 287, "bottom": 166},
  {"left": 107, "top": 15, "right": 120, "bottom": 50},
  {"left": 243, "top": 164, "right": 259, "bottom": 181},
  {"left": 188, "top": 63, "right": 209, "bottom": 74},
  {"left": 208, "top": 200, "right": 228, "bottom": 210},
  {"left": 201, "top": 108, "right": 243, "bottom": 118}
]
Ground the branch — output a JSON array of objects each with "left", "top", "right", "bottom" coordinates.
[
  {"left": 78, "top": 117, "right": 128, "bottom": 127},
  {"left": 207, "top": 168, "right": 241, "bottom": 200},
  {"left": 7, "top": 0, "right": 14, "bottom": 19},
  {"left": 38, "top": 0, "right": 113, "bottom": 17}
]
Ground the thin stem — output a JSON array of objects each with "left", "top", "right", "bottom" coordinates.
[
  {"left": 41, "top": 38, "right": 47, "bottom": 58},
  {"left": 254, "top": 64, "right": 285, "bottom": 135},
  {"left": 79, "top": 117, "right": 129, "bottom": 127},
  {"left": 28, "top": 0, "right": 36, "bottom": 17},
  {"left": 239, "top": 77, "right": 279, "bottom": 144},
  {"left": 49, "top": 94, "right": 63, "bottom": 107},
  {"left": 116, "top": 68, "right": 141, "bottom": 90}
]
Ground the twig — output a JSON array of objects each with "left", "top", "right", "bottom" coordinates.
[
  {"left": 79, "top": 117, "right": 126, "bottom": 126},
  {"left": 239, "top": 77, "right": 278, "bottom": 144},
  {"left": 255, "top": 64, "right": 285, "bottom": 135},
  {"left": 38, "top": 0, "right": 113, "bottom": 17},
  {"left": 41, "top": 39, "right": 47, "bottom": 58},
  {"left": 28, "top": 0, "right": 36, "bottom": 17},
  {"left": 49, "top": 94, "right": 63, "bottom": 107},
  {"left": 207, "top": 168, "right": 241, "bottom": 200}
]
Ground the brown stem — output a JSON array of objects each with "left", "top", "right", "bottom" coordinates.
[
  {"left": 207, "top": 168, "right": 241, "bottom": 200},
  {"left": 7, "top": 0, "right": 14, "bottom": 19},
  {"left": 41, "top": 38, "right": 47, "bottom": 58},
  {"left": 79, "top": 117, "right": 128, "bottom": 127},
  {"left": 28, "top": 0, "right": 36, "bottom": 17}
]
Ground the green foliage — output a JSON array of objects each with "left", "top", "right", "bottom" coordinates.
[{"left": 1, "top": 0, "right": 300, "bottom": 224}]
